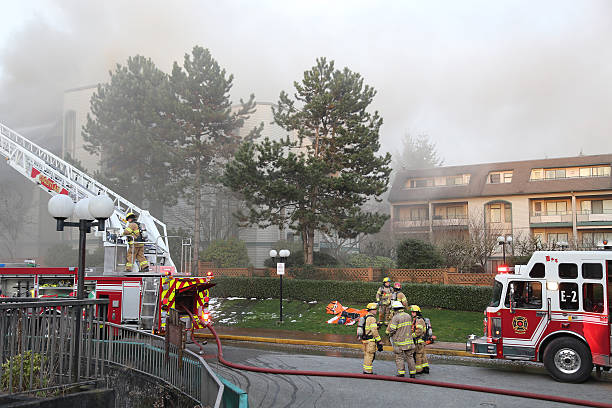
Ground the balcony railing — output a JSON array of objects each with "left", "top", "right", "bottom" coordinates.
[
  {"left": 393, "top": 219, "right": 429, "bottom": 229},
  {"left": 530, "top": 211, "right": 573, "bottom": 224},
  {"left": 432, "top": 216, "right": 468, "bottom": 227},
  {"left": 576, "top": 210, "right": 612, "bottom": 223}
]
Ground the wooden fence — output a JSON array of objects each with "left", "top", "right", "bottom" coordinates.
[{"left": 198, "top": 266, "right": 496, "bottom": 286}]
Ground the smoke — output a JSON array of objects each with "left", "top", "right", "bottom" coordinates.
[{"left": 0, "top": 0, "right": 611, "bottom": 164}]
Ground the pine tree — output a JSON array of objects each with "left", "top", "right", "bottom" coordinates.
[
  {"left": 168, "top": 46, "right": 258, "bottom": 271},
  {"left": 223, "top": 58, "right": 391, "bottom": 264}
]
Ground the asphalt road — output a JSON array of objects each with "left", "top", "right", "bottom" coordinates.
[{"left": 194, "top": 340, "right": 612, "bottom": 408}]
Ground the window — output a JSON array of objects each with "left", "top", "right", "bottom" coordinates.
[
  {"left": 534, "top": 202, "right": 542, "bottom": 214},
  {"left": 545, "top": 169, "right": 556, "bottom": 179},
  {"left": 559, "top": 263, "right": 578, "bottom": 279},
  {"left": 582, "top": 263, "right": 603, "bottom": 279},
  {"left": 580, "top": 167, "right": 591, "bottom": 177},
  {"left": 583, "top": 283, "right": 604, "bottom": 313},
  {"left": 489, "top": 204, "right": 501, "bottom": 223},
  {"left": 604, "top": 200, "right": 612, "bottom": 214},
  {"left": 593, "top": 166, "right": 611, "bottom": 177},
  {"left": 530, "top": 169, "right": 543, "bottom": 180},
  {"left": 410, "top": 207, "right": 427, "bottom": 220},
  {"left": 529, "top": 263, "right": 545, "bottom": 278},
  {"left": 580, "top": 200, "right": 591, "bottom": 213},
  {"left": 504, "top": 204, "right": 512, "bottom": 222},
  {"left": 504, "top": 173, "right": 512, "bottom": 183},
  {"left": 410, "top": 179, "right": 433, "bottom": 188},
  {"left": 447, "top": 175, "right": 465, "bottom": 186},
  {"left": 548, "top": 233, "right": 568, "bottom": 245},
  {"left": 446, "top": 206, "right": 465, "bottom": 218},
  {"left": 505, "top": 281, "right": 543, "bottom": 309},
  {"left": 559, "top": 282, "right": 579, "bottom": 310},
  {"left": 489, "top": 173, "right": 500, "bottom": 184},
  {"left": 592, "top": 200, "right": 603, "bottom": 214},
  {"left": 546, "top": 201, "right": 567, "bottom": 215},
  {"left": 487, "top": 171, "right": 513, "bottom": 184},
  {"left": 581, "top": 232, "right": 594, "bottom": 247},
  {"left": 556, "top": 169, "right": 566, "bottom": 178},
  {"left": 490, "top": 281, "right": 503, "bottom": 307}
]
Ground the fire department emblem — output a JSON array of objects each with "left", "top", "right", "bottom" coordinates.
[{"left": 512, "top": 316, "right": 528, "bottom": 334}]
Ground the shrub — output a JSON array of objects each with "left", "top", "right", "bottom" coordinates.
[
  {"left": 1, "top": 351, "right": 47, "bottom": 392},
  {"left": 211, "top": 277, "right": 491, "bottom": 311},
  {"left": 200, "top": 238, "right": 250, "bottom": 268},
  {"left": 348, "top": 253, "right": 395, "bottom": 269},
  {"left": 396, "top": 239, "right": 443, "bottom": 268}
]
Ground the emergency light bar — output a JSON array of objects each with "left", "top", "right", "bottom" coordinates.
[{"left": 497, "top": 265, "right": 514, "bottom": 274}]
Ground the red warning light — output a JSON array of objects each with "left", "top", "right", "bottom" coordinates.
[{"left": 497, "top": 265, "right": 511, "bottom": 273}]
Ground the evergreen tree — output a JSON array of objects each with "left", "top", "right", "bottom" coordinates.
[
  {"left": 82, "top": 55, "right": 179, "bottom": 216},
  {"left": 393, "top": 133, "right": 444, "bottom": 171},
  {"left": 168, "top": 46, "right": 258, "bottom": 271},
  {"left": 223, "top": 58, "right": 391, "bottom": 264}
]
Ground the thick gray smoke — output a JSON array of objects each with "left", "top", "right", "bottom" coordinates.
[{"left": 0, "top": 0, "right": 611, "bottom": 164}]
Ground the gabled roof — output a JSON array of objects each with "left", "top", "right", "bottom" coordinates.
[{"left": 388, "top": 154, "right": 612, "bottom": 203}]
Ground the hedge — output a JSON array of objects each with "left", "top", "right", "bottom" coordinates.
[{"left": 210, "top": 277, "right": 491, "bottom": 312}]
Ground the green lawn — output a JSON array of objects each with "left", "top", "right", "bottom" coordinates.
[{"left": 210, "top": 298, "right": 484, "bottom": 343}]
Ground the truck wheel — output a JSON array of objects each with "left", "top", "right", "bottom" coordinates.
[{"left": 543, "top": 337, "right": 592, "bottom": 383}]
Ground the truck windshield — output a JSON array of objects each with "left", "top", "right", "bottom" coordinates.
[{"left": 489, "top": 281, "right": 503, "bottom": 307}]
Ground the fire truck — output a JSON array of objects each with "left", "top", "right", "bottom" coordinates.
[
  {"left": 0, "top": 122, "right": 213, "bottom": 332},
  {"left": 467, "top": 250, "right": 612, "bottom": 382}
]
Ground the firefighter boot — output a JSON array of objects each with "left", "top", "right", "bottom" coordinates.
[
  {"left": 410, "top": 374, "right": 416, "bottom": 378},
  {"left": 423, "top": 366, "right": 429, "bottom": 374}
]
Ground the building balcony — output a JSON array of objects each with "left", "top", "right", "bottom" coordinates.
[
  {"left": 529, "top": 212, "right": 573, "bottom": 226},
  {"left": 432, "top": 216, "right": 468, "bottom": 228},
  {"left": 393, "top": 219, "right": 430, "bottom": 230},
  {"left": 576, "top": 211, "right": 612, "bottom": 225}
]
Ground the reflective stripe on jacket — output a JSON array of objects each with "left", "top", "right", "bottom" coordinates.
[
  {"left": 387, "top": 311, "right": 414, "bottom": 351},
  {"left": 364, "top": 314, "right": 381, "bottom": 342}
]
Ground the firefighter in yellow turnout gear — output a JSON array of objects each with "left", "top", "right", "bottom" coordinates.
[
  {"left": 411, "top": 305, "right": 430, "bottom": 374},
  {"left": 376, "top": 277, "right": 392, "bottom": 324},
  {"left": 386, "top": 301, "right": 416, "bottom": 378},
  {"left": 361, "top": 303, "right": 383, "bottom": 374},
  {"left": 122, "top": 213, "right": 149, "bottom": 272}
]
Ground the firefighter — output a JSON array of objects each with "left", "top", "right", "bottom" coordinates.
[
  {"left": 389, "top": 282, "right": 408, "bottom": 319},
  {"left": 362, "top": 302, "right": 383, "bottom": 374},
  {"left": 411, "top": 304, "right": 430, "bottom": 374},
  {"left": 376, "top": 277, "right": 392, "bottom": 325},
  {"left": 386, "top": 300, "right": 416, "bottom": 378},
  {"left": 122, "top": 213, "right": 149, "bottom": 272}
]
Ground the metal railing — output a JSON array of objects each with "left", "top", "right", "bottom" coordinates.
[
  {"left": 0, "top": 298, "right": 108, "bottom": 394},
  {"left": 102, "top": 321, "right": 223, "bottom": 407},
  {"left": 0, "top": 299, "right": 224, "bottom": 407}
]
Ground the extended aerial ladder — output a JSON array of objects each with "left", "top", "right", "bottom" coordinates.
[{"left": 0, "top": 121, "right": 175, "bottom": 272}]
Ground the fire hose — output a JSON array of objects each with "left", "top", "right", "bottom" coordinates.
[{"left": 193, "top": 322, "right": 612, "bottom": 408}]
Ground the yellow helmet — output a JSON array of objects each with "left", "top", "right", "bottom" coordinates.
[
  {"left": 126, "top": 212, "right": 136, "bottom": 221},
  {"left": 366, "top": 302, "right": 378, "bottom": 310},
  {"left": 382, "top": 277, "right": 390, "bottom": 283},
  {"left": 410, "top": 305, "right": 421, "bottom": 312}
]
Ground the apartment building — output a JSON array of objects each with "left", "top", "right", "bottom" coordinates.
[{"left": 388, "top": 154, "right": 612, "bottom": 272}]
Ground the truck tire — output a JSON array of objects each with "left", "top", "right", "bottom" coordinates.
[{"left": 543, "top": 337, "right": 592, "bottom": 383}]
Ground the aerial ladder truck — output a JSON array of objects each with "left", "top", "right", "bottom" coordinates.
[{"left": 0, "top": 122, "right": 213, "bottom": 333}]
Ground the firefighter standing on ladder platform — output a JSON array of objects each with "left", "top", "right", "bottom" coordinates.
[{"left": 123, "top": 212, "right": 149, "bottom": 272}]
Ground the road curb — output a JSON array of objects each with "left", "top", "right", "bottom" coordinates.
[{"left": 194, "top": 333, "right": 483, "bottom": 358}]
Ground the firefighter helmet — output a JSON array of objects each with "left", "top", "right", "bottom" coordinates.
[
  {"left": 410, "top": 305, "right": 421, "bottom": 312},
  {"left": 391, "top": 300, "right": 404, "bottom": 310},
  {"left": 126, "top": 212, "right": 136, "bottom": 221},
  {"left": 393, "top": 282, "right": 401, "bottom": 290},
  {"left": 366, "top": 302, "right": 378, "bottom": 310},
  {"left": 382, "top": 277, "right": 390, "bottom": 283}
]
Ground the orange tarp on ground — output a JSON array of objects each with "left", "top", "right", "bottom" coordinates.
[{"left": 325, "top": 301, "right": 367, "bottom": 325}]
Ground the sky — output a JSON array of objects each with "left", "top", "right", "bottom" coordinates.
[{"left": 0, "top": 0, "right": 611, "bottom": 166}]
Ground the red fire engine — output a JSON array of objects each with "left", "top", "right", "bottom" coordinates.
[
  {"left": 0, "top": 266, "right": 214, "bottom": 333},
  {"left": 467, "top": 250, "right": 612, "bottom": 382}
]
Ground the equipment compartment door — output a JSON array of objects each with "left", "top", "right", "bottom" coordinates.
[
  {"left": 501, "top": 280, "right": 547, "bottom": 359},
  {"left": 122, "top": 282, "right": 141, "bottom": 321}
]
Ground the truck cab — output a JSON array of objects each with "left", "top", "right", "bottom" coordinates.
[{"left": 467, "top": 250, "right": 611, "bottom": 382}]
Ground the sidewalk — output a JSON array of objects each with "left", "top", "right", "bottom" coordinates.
[{"left": 194, "top": 326, "right": 477, "bottom": 357}]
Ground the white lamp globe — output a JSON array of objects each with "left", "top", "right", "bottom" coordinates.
[
  {"left": 48, "top": 194, "right": 74, "bottom": 219},
  {"left": 506, "top": 236, "right": 513, "bottom": 244},
  {"left": 269, "top": 250, "right": 278, "bottom": 258},
  {"left": 279, "top": 249, "right": 291, "bottom": 258},
  {"left": 74, "top": 198, "right": 94, "bottom": 220},
  {"left": 89, "top": 195, "right": 114, "bottom": 219},
  {"left": 497, "top": 236, "right": 505, "bottom": 244}
]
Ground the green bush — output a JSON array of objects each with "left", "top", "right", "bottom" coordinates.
[
  {"left": 1, "top": 351, "right": 47, "bottom": 392},
  {"left": 200, "top": 238, "right": 250, "bottom": 267},
  {"left": 211, "top": 277, "right": 491, "bottom": 311},
  {"left": 397, "top": 239, "right": 443, "bottom": 268},
  {"left": 348, "top": 253, "right": 395, "bottom": 269}
]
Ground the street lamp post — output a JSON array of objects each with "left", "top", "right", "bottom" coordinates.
[
  {"left": 497, "top": 235, "right": 513, "bottom": 264},
  {"left": 270, "top": 249, "right": 290, "bottom": 323},
  {"left": 48, "top": 194, "right": 114, "bottom": 382}
]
